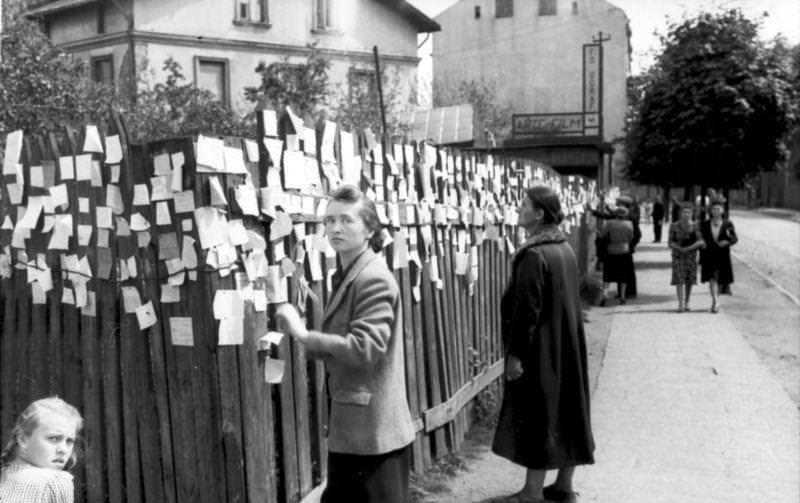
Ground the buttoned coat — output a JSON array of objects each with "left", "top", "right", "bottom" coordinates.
[{"left": 303, "top": 249, "right": 416, "bottom": 455}]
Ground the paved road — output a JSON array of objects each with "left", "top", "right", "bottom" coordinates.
[{"left": 728, "top": 209, "right": 800, "bottom": 301}]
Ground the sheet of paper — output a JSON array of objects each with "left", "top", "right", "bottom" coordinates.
[
  {"left": 155, "top": 201, "right": 172, "bottom": 226},
  {"left": 282, "top": 150, "right": 305, "bottom": 189},
  {"left": 90, "top": 159, "right": 103, "bottom": 187},
  {"left": 75, "top": 154, "right": 92, "bottom": 181},
  {"left": 82, "top": 125, "right": 104, "bottom": 153},
  {"left": 209, "top": 176, "right": 228, "bottom": 206},
  {"left": 227, "top": 219, "right": 249, "bottom": 246},
  {"left": 264, "top": 357, "right": 285, "bottom": 384},
  {"left": 153, "top": 153, "right": 171, "bottom": 175},
  {"left": 169, "top": 317, "right": 194, "bottom": 346},
  {"left": 81, "top": 290, "right": 97, "bottom": 317},
  {"left": 171, "top": 151, "right": 185, "bottom": 171},
  {"left": 57, "top": 157, "right": 75, "bottom": 182},
  {"left": 136, "top": 301, "right": 157, "bottom": 330},
  {"left": 265, "top": 265, "right": 288, "bottom": 303},
  {"left": 253, "top": 289, "right": 267, "bottom": 312},
  {"left": 261, "top": 109, "right": 278, "bottom": 136},
  {"left": 18, "top": 197, "right": 45, "bottom": 230},
  {"left": 158, "top": 232, "right": 180, "bottom": 260},
  {"left": 263, "top": 138, "right": 283, "bottom": 168},
  {"left": 137, "top": 230, "right": 151, "bottom": 248},
  {"left": 77, "top": 224, "right": 93, "bottom": 246},
  {"left": 28, "top": 166, "right": 44, "bottom": 188},
  {"left": 223, "top": 146, "right": 248, "bottom": 174},
  {"left": 106, "top": 184, "right": 125, "bottom": 215},
  {"left": 234, "top": 184, "right": 259, "bottom": 216},
  {"left": 6, "top": 183, "right": 22, "bottom": 205},
  {"left": 151, "top": 175, "right": 172, "bottom": 201},
  {"left": 194, "top": 207, "right": 228, "bottom": 249},
  {"left": 181, "top": 236, "right": 198, "bottom": 269},
  {"left": 173, "top": 190, "right": 195, "bottom": 213},
  {"left": 105, "top": 134, "right": 123, "bottom": 164},
  {"left": 3, "top": 130, "right": 23, "bottom": 175},
  {"left": 213, "top": 290, "right": 245, "bottom": 320},
  {"left": 61, "top": 286, "right": 75, "bottom": 305},
  {"left": 161, "top": 284, "right": 181, "bottom": 303},
  {"left": 132, "top": 184, "right": 150, "bottom": 206},
  {"left": 244, "top": 139, "right": 259, "bottom": 163},
  {"left": 182, "top": 218, "right": 193, "bottom": 232},
  {"left": 121, "top": 286, "right": 141, "bottom": 313},
  {"left": 96, "top": 206, "right": 113, "bottom": 229},
  {"left": 303, "top": 156, "right": 322, "bottom": 187},
  {"left": 110, "top": 164, "right": 120, "bottom": 183},
  {"left": 195, "top": 135, "right": 224, "bottom": 172},
  {"left": 130, "top": 213, "right": 150, "bottom": 231},
  {"left": 48, "top": 214, "right": 72, "bottom": 250},
  {"left": 286, "top": 106, "right": 304, "bottom": 134},
  {"left": 218, "top": 317, "right": 244, "bottom": 345},
  {"left": 171, "top": 160, "right": 183, "bottom": 192},
  {"left": 78, "top": 197, "right": 90, "bottom": 214},
  {"left": 303, "top": 127, "right": 317, "bottom": 155}
]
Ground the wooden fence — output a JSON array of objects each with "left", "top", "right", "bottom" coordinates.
[{"left": 0, "top": 112, "right": 595, "bottom": 503}]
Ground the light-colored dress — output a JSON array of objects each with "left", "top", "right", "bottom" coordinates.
[{"left": 0, "top": 461, "right": 74, "bottom": 503}]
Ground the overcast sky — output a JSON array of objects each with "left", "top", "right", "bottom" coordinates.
[{"left": 409, "top": 0, "right": 800, "bottom": 74}]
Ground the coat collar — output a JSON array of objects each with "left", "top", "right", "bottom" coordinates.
[
  {"left": 516, "top": 226, "right": 566, "bottom": 257},
  {"left": 324, "top": 248, "right": 380, "bottom": 324}
]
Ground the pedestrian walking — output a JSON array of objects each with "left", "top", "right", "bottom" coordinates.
[
  {"left": 276, "top": 185, "right": 415, "bottom": 503},
  {"left": 492, "top": 186, "right": 595, "bottom": 503},
  {"left": 0, "top": 397, "right": 83, "bottom": 503},
  {"left": 670, "top": 196, "right": 681, "bottom": 223},
  {"left": 651, "top": 197, "right": 665, "bottom": 242},
  {"left": 599, "top": 207, "right": 635, "bottom": 305},
  {"left": 699, "top": 198, "right": 737, "bottom": 313},
  {"left": 668, "top": 202, "right": 705, "bottom": 312}
]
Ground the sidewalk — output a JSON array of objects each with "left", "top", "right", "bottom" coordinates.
[{"left": 426, "top": 242, "right": 800, "bottom": 503}]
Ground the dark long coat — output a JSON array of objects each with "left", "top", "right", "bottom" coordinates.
[
  {"left": 699, "top": 219, "right": 737, "bottom": 285},
  {"left": 492, "top": 230, "right": 595, "bottom": 469}
]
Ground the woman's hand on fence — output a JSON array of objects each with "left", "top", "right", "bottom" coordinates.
[
  {"left": 275, "top": 303, "right": 308, "bottom": 342},
  {"left": 506, "top": 355, "right": 524, "bottom": 381}
]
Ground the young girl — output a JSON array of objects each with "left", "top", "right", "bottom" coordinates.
[{"left": 0, "top": 397, "right": 83, "bottom": 503}]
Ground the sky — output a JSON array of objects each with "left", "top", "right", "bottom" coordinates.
[{"left": 409, "top": 0, "right": 800, "bottom": 75}]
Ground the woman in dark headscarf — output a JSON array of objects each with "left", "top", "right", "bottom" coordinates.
[{"left": 492, "top": 186, "right": 595, "bottom": 503}]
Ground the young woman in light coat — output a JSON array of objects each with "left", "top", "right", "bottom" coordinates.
[{"left": 276, "top": 185, "right": 415, "bottom": 503}]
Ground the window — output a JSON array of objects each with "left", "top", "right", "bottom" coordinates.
[
  {"left": 314, "top": 0, "right": 334, "bottom": 30},
  {"left": 91, "top": 55, "right": 114, "bottom": 84},
  {"left": 97, "top": 3, "right": 105, "bottom": 34},
  {"left": 539, "top": 0, "right": 557, "bottom": 16},
  {"left": 496, "top": 0, "right": 513, "bottom": 18},
  {"left": 235, "top": 0, "right": 267, "bottom": 24},
  {"left": 475, "top": 5, "right": 481, "bottom": 19},
  {"left": 194, "top": 57, "right": 229, "bottom": 106},
  {"left": 349, "top": 68, "right": 377, "bottom": 106},
  {"left": 572, "top": 1, "right": 578, "bottom": 14}
]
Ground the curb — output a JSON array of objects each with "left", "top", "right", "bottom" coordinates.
[{"left": 731, "top": 251, "right": 800, "bottom": 308}]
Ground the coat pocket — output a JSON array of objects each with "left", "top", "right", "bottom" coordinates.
[{"left": 331, "top": 389, "right": 372, "bottom": 406}]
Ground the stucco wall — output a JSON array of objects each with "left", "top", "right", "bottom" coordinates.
[
  {"left": 433, "top": 0, "right": 629, "bottom": 145},
  {"left": 133, "top": 0, "right": 418, "bottom": 59},
  {"left": 138, "top": 42, "right": 417, "bottom": 115},
  {"left": 48, "top": 6, "right": 99, "bottom": 45}
]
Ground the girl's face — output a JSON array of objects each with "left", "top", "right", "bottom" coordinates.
[
  {"left": 324, "top": 200, "right": 373, "bottom": 256},
  {"left": 710, "top": 205, "right": 723, "bottom": 219},
  {"left": 18, "top": 415, "right": 78, "bottom": 470},
  {"left": 518, "top": 196, "right": 543, "bottom": 229}
]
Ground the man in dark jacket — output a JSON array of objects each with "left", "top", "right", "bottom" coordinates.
[{"left": 651, "top": 197, "right": 665, "bottom": 242}]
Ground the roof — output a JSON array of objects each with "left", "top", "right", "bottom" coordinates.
[
  {"left": 26, "top": 0, "right": 95, "bottom": 16},
  {"left": 375, "top": 0, "right": 441, "bottom": 33},
  {"left": 504, "top": 136, "right": 614, "bottom": 154},
  {"left": 400, "top": 104, "right": 474, "bottom": 145}
]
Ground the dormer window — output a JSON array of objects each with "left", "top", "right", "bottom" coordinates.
[
  {"left": 235, "top": 0, "right": 268, "bottom": 24},
  {"left": 496, "top": 0, "right": 513, "bottom": 18}
]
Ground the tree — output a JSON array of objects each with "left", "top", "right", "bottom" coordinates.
[
  {"left": 434, "top": 79, "right": 512, "bottom": 144},
  {"left": 124, "top": 58, "right": 250, "bottom": 142},
  {"left": 0, "top": 5, "right": 117, "bottom": 135},
  {"left": 244, "top": 44, "right": 331, "bottom": 123},
  {"left": 624, "top": 9, "right": 798, "bottom": 192}
]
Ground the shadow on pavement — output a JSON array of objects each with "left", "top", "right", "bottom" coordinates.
[{"left": 634, "top": 260, "right": 672, "bottom": 270}]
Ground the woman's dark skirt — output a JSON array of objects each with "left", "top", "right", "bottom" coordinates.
[
  {"left": 602, "top": 253, "right": 633, "bottom": 283},
  {"left": 321, "top": 445, "right": 411, "bottom": 503}
]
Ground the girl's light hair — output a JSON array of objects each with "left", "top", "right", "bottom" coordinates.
[{"left": 0, "top": 396, "right": 83, "bottom": 471}]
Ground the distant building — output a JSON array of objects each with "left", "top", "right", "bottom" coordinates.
[
  {"left": 432, "top": 0, "right": 630, "bottom": 184},
  {"left": 26, "top": 0, "right": 439, "bottom": 113}
]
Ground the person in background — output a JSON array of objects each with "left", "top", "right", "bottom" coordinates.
[
  {"left": 699, "top": 198, "right": 738, "bottom": 312},
  {"left": 668, "top": 202, "right": 705, "bottom": 312},
  {"left": 670, "top": 196, "right": 681, "bottom": 223},
  {"left": 0, "top": 396, "right": 83, "bottom": 503},
  {"left": 651, "top": 196, "right": 665, "bottom": 243},
  {"left": 492, "top": 186, "right": 595, "bottom": 503},
  {"left": 598, "top": 207, "right": 635, "bottom": 306},
  {"left": 276, "top": 185, "right": 415, "bottom": 503}
]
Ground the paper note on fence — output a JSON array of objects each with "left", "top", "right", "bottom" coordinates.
[
  {"left": 196, "top": 135, "right": 225, "bottom": 172},
  {"left": 135, "top": 301, "right": 157, "bottom": 330},
  {"left": 194, "top": 207, "right": 228, "bottom": 249},
  {"left": 173, "top": 191, "right": 195, "bottom": 213},
  {"left": 3, "top": 130, "right": 23, "bottom": 175},
  {"left": 169, "top": 317, "right": 194, "bottom": 346},
  {"left": 264, "top": 357, "right": 285, "bottom": 384},
  {"left": 282, "top": 150, "right": 305, "bottom": 190},
  {"left": 223, "top": 146, "right": 248, "bottom": 174},
  {"left": 82, "top": 125, "right": 104, "bottom": 153},
  {"left": 105, "top": 135, "right": 123, "bottom": 164},
  {"left": 218, "top": 317, "right": 244, "bottom": 345}
]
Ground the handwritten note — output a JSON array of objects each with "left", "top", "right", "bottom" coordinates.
[{"left": 169, "top": 317, "right": 194, "bottom": 346}]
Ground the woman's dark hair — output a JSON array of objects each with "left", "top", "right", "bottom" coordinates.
[
  {"left": 329, "top": 185, "right": 383, "bottom": 251},
  {"left": 525, "top": 185, "right": 565, "bottom": 225}
]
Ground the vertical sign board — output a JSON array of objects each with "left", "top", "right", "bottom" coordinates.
[{"left": 583, "top": 44, "right": 601, "bottom": 137}]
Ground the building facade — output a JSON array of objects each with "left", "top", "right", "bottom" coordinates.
[
  {"left": 432, "top": 0, "right": 629, "bottom": 183},
  {"left": 27, "top": 0, "right": 439, "bottom": 115}
]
